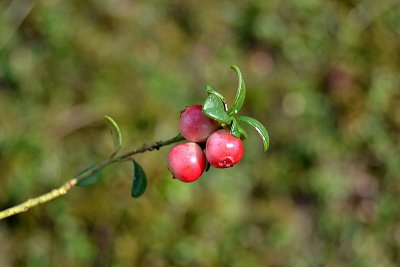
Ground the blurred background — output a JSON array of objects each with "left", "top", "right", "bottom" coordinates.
[{"left": 1, "top": 0, "right": 400, "bottom": 266}]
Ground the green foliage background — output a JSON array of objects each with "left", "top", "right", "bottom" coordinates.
[{"left": 1, "top": 0, "right": 400, "bottom": 266}]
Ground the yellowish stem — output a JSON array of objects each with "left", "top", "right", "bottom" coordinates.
[
  {"left": 0, "top": 179, "right": 77, "bottom": 220},
  {"left": 0, "top": 134, "right": 184, "bottom": 220}
]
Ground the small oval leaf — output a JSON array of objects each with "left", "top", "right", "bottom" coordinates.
[
  {"left": 131, "top": 160, "right": 147, "bottom": 198},
  {"left": 202, "top": 94, "right": 232, "bottom": 124},
  {"left": 236, "top": 116, "right": 269, "bottom": 152},
  {"left": 77, "top": 173, "right": 101, "bottom": 186},
  {"left": 205, "top": 85, "right": 228, "bottom": 111},
  {"left": 230, "top": 118, "right": 242, "bottom": 138},
  {"left": 203, "top": 108, "right": 232, "bottom": 125},
  {"left": 104, "top": 115, "right": 122, "bottom": 158},
  {"left": 205, "top": 160, "right": 211, "bottom": 172},
  {"left": 76, "top": 165, "right": 102, "bottom": 187},
  {"left": 230, "top": 118, "right": 248, "bottom": 139},
  {"left": 237, "top": 123, "right": 248, "bottom": 140},
  {"left": 227, "top": 65, "right": 246, "bottom": 116}
]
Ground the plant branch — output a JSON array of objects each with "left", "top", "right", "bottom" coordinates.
[{"left": 0, "top": 134, "right": 184, "bottom": 220}]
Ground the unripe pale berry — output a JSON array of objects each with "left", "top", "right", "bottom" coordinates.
[
  {"left": 179, "top": 105, "right": 220, "bottom": 142},
  {"left": 168, "top": 142, "right": 206, "bottom": 182},
  {"left": 206, "top": 129, "right": 244, "bottom": 168}
]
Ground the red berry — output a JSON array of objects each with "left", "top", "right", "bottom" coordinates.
[
  {"left": 168, "top": 142, "right": 206, "bottom": 182},
  {"left": 179, "top": 105, "right": 220, "bottom": 142},
  {"left": 205, "top": 129, "right": 244, "bottom": 168}
]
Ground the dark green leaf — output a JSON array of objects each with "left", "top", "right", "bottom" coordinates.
[
  {"left": 230, "top": 118, "right": 241, "bottom": 138},
  {"left": 205, "top": 85, "right": 228, "bottom": 111},
  {"left": 77, "top": 172, "right": 101, "bottom": 186},
  {"left": 227, "top": 65, "right": 246, "bottom": 116},
  {"left": 104, "top": 115, "right": 122, "bottom": 158},
  {"left": 76, "top": 165, "right": 102, "bottom": 187},
  {"left": 237, "top": 123, "right": 248, "bottom": 140},
  {"left": 230, "top": 118, "right": 248, "bottom": 139},
  {"left": 236, "top": 116, "right": 269, "bottom": 152},
  {"left": 202, "top": 94, "right": 231, "bottom": 124},
  {"left": 203, "top": 108, "right": 232, "bottom": 125},
  {"left": 131, "top": 160, "right": 147, "bottom": 198},
  {"left": 205, "top": 160, "right": 211, "bottom": 172}
]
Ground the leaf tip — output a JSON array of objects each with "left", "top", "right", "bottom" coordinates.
[
  {"left": 230, "top": 64, "right": 240, "bottom": 72},
  {"left": 104, "top": 115, "right": 123, "bottom": 158}
]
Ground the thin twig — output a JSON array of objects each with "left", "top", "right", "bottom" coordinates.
[{"left": 0, "top": 134, "right": 184, "bottom": 220}]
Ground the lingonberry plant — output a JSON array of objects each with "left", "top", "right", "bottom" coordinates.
[{"left": 0, "top": 65, "right": 269, "bottom": 220}]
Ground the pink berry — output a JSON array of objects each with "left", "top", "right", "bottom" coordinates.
[
  {"left": 179, "top": 105, "right": 220, "bottom": 142},
  {"left": 205, "top": 129, "right": 244, "bottom": 168},
  {"left": 168, "top": 142, "right": 206, "bottom": 182}
]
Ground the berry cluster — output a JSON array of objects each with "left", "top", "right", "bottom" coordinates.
[
  {"left": 168, "top": 105, "right": 244, "bottom": 182},
  {"left": 167, "top": 65, "right": 269, "bottom": 183}
]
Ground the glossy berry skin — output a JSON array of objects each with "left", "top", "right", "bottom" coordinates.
[
  {"left": 179, "top": 105, "right": 220, "bottom": 142},
  {"left": 206, "top": 129, "right": 244, "bottom": 168},
  {"left": 168, "top": 142, "right": 206, "bottom": 183}
]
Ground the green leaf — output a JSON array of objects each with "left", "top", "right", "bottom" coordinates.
[
  {"left": 227, "top": 65, "right": 246, "bottom": 116},
  {"left": 236, "top": 116, "right": 269, "bottom": 152},
  {"left": 237, "top": 123, "right": 247, "bottom": 140},
  {"left": 205, "top": 85, "right": 228, "bottom": 111},
  {"left": 76, "top": 165, "right": 102, "bottom": 187},
  {"left": 104, "top": 115, "right": 122, "bottom": 158},
  {"left": 131, "top": 160, "right": 147, "bottom": 198},
  {"left": 230, "top": 118, "right": 247, "bottom": 139},
  {"left": 77, "top": 172, "right": 101, "bottom": 186},
  {"left": 202, "top": 94, "right": 232, "bottom": 124},
  {"left": 230, "top": 118, "right": 241, "bottom": 138},
  {"left": 205, "top": 160, "right": 211, "bottom": 172}
]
